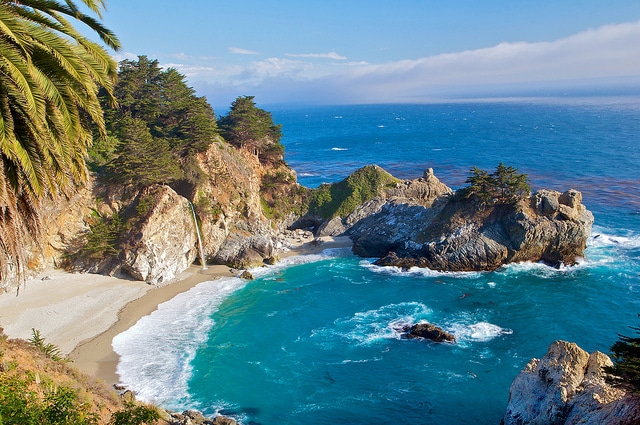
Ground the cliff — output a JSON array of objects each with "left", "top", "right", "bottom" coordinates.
[
  {"left": 348, "top": 186, "right": 593, "bottom": 271},
  {"left": 1, "top": 136, "right": 306, "bottom": 290},
  {"left": 503, "top": 341, "right": 640, "bottom": 425}
]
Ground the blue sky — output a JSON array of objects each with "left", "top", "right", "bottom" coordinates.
[{"left": 97, "top": 0, "right": 640, "bottom": 107}]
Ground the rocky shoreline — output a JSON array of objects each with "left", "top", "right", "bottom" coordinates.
[{"left": 502, "top": 341, "right": 640, "bottom": 425}]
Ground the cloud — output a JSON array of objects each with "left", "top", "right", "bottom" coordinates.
[
  {"left": 229, "top": 47, "right": 260, "bottom": 55},
  {"left": 285, "top": 52, "right": 347, "bottom": 60},
  {"left": 192, "top": 20, "right": 640, "bottom": 105}
]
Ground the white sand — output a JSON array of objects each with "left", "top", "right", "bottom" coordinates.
[{"left": 0, "top": 270, "right": 150, "bottom": 354}]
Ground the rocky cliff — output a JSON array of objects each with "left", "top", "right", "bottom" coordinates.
[
  {"left": 349, "top": 186, "right": 593, "bottom": 271},
  {"left": 503, "top": 341, "right": 640, "bottom": 425},
  {"left": 1, "top": 136, "right": 305, "bottom": 290}
]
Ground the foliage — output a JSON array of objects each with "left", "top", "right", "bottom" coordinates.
[
  {"left": 105, "top": 116, "right": 182, "bottom": 188},
  {"left": 0, "top": 0, "right": 119, "bottom": 286},
  {"left": 93, "top": 56, "right": 219, "bottom": 181},
  {"left": 463, "top": 162, "right": 530, "bottom": 205},
  {"left": 606, "top": 314, "right": 640, "bottom": 392},
  {"left": 260, "top": 169, "right": 309, "bottom": 220},
  {"left": 110, "top": 401, "right": 160, "bottom": 425},
  {"left": 1, "top": 329, "right": 162, "bottom": 425},
  {"left": 0, "top": 375, "right": 98, "bottom": 425},
  {"left": 81, "top": 210, "right": 123, "bottom": 260},
  {"left": 29, "top": 329, "right": 63, "bottom": 362},
  {"left": 308, "top": 165, "right": 400, "bottom": 219},
  {"left": 218, "top": 96, "right": 284, "bottom": 165}
]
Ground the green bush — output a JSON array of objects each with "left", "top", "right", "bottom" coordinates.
[
  {"left": 308, "top": 165, "right": 400, "bottom": 219},
  {"left": 463, "top": 162, "right": 530, "bottom": 205},
  {"left": 606, "top": 314, "right": 640, "bottom": 392},
  {"left": 29, "top": 329, "right": 63, "bottom": 362},
  {"left": 110, "top": 401, "right": 160, "bottom": 425}
]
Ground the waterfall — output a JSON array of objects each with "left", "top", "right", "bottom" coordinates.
[{"left": 189, "top": 202, "right": 208, "bottom": 270}]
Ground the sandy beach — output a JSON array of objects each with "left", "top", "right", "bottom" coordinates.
[{"left": 0, "top": 236, "right": 352, "bottom": 386}]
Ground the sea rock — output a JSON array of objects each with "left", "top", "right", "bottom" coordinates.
[
  {"left": 350, "top": 188, "right": 593, "bottom": 272},
  {"left": 239, "top": 270, "right": 254, "bottom": 280},
  {"left": 503, "top": 340, "right": 640, "bottom": 425},
  {"left": 403, "top": 323, "right": 455, "bottom": 342}
]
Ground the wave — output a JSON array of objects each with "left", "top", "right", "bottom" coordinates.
[
  {"left": 588, "top": 226, "right": 640, "bottom": 250},
  {"left": 311, "top": 302, "right": 433, "bottom": 346},
  {"left": 113, "top": 248, "right": 351, "bottom": 408},
  {"left": 448, "top": 321, "right": 513, "bottom": 343},
  {"left": 310, "top": 302, "right": 511, "bottom": 348},
  {"left": 112, "top": 277, "right": 247, "bottom": 408},
  {"left": 331, "top": 147, "right": 348, "bottom": 151},
  {"left": 360, "top": 260, "right": 482, "bottom": 279}
]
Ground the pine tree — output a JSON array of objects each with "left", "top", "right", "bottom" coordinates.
[
  {"left": 107, "top": 117, "right": 182, "bottom": 188},
  {"left": 218, "top": 96, "right": 284, "bottom": 165}
]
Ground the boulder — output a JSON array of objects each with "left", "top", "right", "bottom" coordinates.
[
  {"left": 120, "top": 185, "right": 198, "bottom": 284},
  {"left": 503, "top": 340, "right": 640, "bottom": 425},
  {"left": 403, "top": 323, "right": 455, "bottom": 342}
]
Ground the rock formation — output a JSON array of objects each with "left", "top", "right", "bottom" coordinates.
[
  {"left": 314, "top": 167, "right": 452, "bottom": 237},
  {"left": 402, "top": 323, "right": 456, "bottom": 342},
  {"left": 349, "top": 186, "right": 593, "bottom": 272},
  {"left": 503, "top": 340, "right": 640, "bottom": 425}
]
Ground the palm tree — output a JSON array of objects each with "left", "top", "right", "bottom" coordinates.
[{"left": 0, "top": 0, "right": 120, "bottom": 285}]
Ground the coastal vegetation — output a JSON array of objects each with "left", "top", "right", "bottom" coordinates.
[
  {"left": 0, "top": 329, "right": 160, "bottom": 425},
  {"left": 307, "top": 165, "right": 400, "bottom": 219},
  {"left": 606, "top": 314, "right": 640, "bottom": 392},
  {"left": 0, "top": 0, "right": 120, "bottom": 284},
  {"left": 461, "top": 162, "right": 531, "bottom": 205}
]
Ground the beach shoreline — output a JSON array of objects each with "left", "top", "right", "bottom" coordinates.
[{"left": 0, "top": 236, "right": 352, "bottom": 386}]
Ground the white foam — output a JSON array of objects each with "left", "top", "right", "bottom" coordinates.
[
  {"left": 113, "top": 249, "right": 349, "bottom": 408},
  {"left": 588, "top": 226, "right": 640, "bottom": 250},
  {"left": 450, "top": 321, "right": 513, "bottom": 342},
  {"left": 331, "top": 147, "right": 348, "bottom": 151},
  {"left": 361, "top": 261, "right": 482, "bottom": 279},
  {"left": 113, "top": 277, "right": 247, "bottom": 407},
  {"left": 311, "top": 302, "right": 433, "bottom": 346}
]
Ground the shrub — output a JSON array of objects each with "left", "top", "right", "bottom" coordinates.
[
  {"left": 110, "top": 401, "right": 160, "bottom": 425},
  {"left": 606, "top": 314, "right": 640, "bottom": 392},
  {"left": 29, "top": 329, "right": 63, "bottom": 362}
]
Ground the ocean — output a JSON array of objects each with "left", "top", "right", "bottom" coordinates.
[{"left": 113, "top": 97, "right": 640, "bottom": 424}]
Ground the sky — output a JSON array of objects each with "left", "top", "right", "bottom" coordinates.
[{"left": 92, "top": 0, "right": 640, "bottom": 107}]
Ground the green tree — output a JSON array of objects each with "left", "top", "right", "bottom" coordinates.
[
  {"left": 463, "top": 163, "right": 530, "bottom": 205},
  {"left": 218, "top": 95, "right": 284, "bottom": 165},
  {"left": 606, "top": 314, "right": 640, "bottom": 392},
  {"left": 0, "top": 0, "right": 120, "bottom": 282},
  {"left": 106, "top": 117, "right": 182, "bottom": 188},
  {"left": 465, "top": 166, "right": 495, "bottom": 203}
]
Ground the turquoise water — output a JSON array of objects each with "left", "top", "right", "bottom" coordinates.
[{"left": 113, "top": 97, "right": 640, "bottom": 424}]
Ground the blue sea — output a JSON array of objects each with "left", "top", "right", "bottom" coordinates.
[{"left": 113, "top": 97, "right": 640, "bottom": 424}]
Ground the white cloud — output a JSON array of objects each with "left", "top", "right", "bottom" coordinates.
[
  {"left": 229, "top": 47, "right": 260, "bottom": 55},
  {"left": 285, "top": 52, "right": 347, "bottom": 60},
  {"left": 190, "top": 20, "right": 640, "bottom": 104},
  {"left": 327, "top": 20, "right": 640, "bottom": 99}
]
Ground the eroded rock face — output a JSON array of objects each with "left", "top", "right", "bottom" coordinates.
[
  {"left": 120, "top": 185, "right": 198, "bottom": 284},
  {"left": 503, "top": 340, "right": 640, "bottom": 425},
  {"left": 350, "top": 189, "right": 593, "bottom": 272}
]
